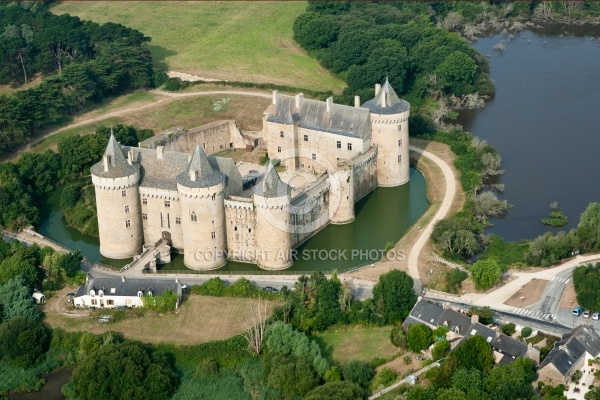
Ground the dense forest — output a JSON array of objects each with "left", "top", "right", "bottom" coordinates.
[{"left": 0, "top": 2, "right": 160, "bottom": 156}]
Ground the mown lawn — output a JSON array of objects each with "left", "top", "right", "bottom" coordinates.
[
  {"left": 311, "top": 326, "right": 399, "bottom": 363},
  {"left": 51, "top": 1, "right": 345, "bottom": 93}
]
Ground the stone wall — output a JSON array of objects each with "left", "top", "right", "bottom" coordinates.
[
  {"left": 371, "top": 108, "right": 410, "bottom": 186},
  {"left": 254, "top": 194, "right": 293, "bottom": 270},
  {"left": 291, "top": 175, "right": 331, "bottom": 246},
  {"left": 139, "top": 187, "right": 184, "bottom": 251},
  {"left": 330, "top": 163, "right": 355, "bottom": 224},
  {"left": 224, "top": 197, "right": 257, "bottom": 263},
  {"left": 352, "top": 146, "right": 378, "bottom": 202}
]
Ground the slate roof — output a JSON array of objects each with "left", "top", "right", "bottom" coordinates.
[
  {"left": 463, "top": 322, "right": 497, "bottom": 344},
  {"left": 266, "top": 94, "right": 372, "bottom": 140},
  {"left": 492, "top": 333, "right": 528, "bottom": 358},
  {"left": 75, "top": 277, "right": 181, "bottom": 298},
  {"left": 254, "top": 160, "right": 291, "bottom": 198},
  {"left": 115, "top": 146, "right": 241, "bottom": 194},
  {"left": 176, "top": 144, "right": 225, "bottom": 189},
  {"left": 362, "top": 78, "right": 410, "bottom": 115},
  {"left": 439, "top": 308, "right": 473, "bottom": 336},
  {"left": 541, "top": 325, "right": 600, "bottom": 376},
  {"left": 402, "top": 298, "right": 445, "bottom": 328},
  {"left": 90, "top": 133, "right": 139, "bottom": 178}
]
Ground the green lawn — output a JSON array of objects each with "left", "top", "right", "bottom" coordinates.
[
  {"left": 51, "top": 1, "right": 345, "bottom": 93},
  {"left": 311, "top": 326, "right": 399, "bottom": 363}
]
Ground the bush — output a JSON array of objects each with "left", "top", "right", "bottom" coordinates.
[
  {"left": 500, "top": 323, "right": 516, "bottom": 336},
  {"left": 406, "top": 323, "right": 433, "bottom": 352},
  {"left": 521, "top": 327, "right": 532, "bottom": 338},
  {"left": 432, "top": 339, "right": 450, "bottom": 360},
  {"left": 163, "top": 77, "right": 184, "bottom": 91},
  {"left": 445, "top": 268, "right": 468, "bottom": 293},
  {"left": 341, "top": 360, "right": 374, "bottom": 389},
  {"left": 371, "top": 367, "right": 398, "bottom": 389},
  {"left": 390, "top": 326, "right": 406, "bottom": 348}
]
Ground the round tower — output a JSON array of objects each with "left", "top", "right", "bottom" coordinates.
[
  {"left": 91, "top": 133, "right": 143, "bottom": 259},
  {"left": 253, "top": 161, "right": 293, "bottom": 270},
  {"left": 363, "top": 79, "right": 411, "bottom": 187},
  {"left": 330, "top": 163, "right": 355, "bottom": 224},
  {"left": 177, "top": 145, "right": 227, "bottom": 270}
]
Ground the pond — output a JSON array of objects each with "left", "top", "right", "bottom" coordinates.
[
  {"left": 458, "top": 24, "right": 600, "bottom": 242},
  {"left": 39, "top": 168, "right": 429, "bottom": 273}
]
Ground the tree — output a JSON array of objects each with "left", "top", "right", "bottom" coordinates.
[
  {"left": 451, "top": 335, "right": 494, "bottom": 373},
  {"left": 483, "top": 357, "right": 535, "bottom": 400},
  {"left": 341, "top": 360, "right": 374, "bottom": 389},
  {"left": 520, "top": 327, "right": 532, "bottom": 338},
  {"left": 372, "top": 269, "right": 416, "bottom": 324},
  {"left": 69, "top": 342, "right": 178, "bottom": 400},
  {"left": 304, "top": 380, "right": 365, "bottom": 400},
  {"left": 472, "top": 191, "right": 510, "bottom": 223},
  {"left": 578, "top": 202, "right": 600, "bottom": 251},
  {"left": 435, "top": 50, "right": 478, "bottom": 96},
  {"left": 470, "top": 259, "right": 502, "bottom": 290},
  {"left": 263, "top": 353, "right": 319, "bottom": 398},
  {"left": 242, "top": 296, "right": 268, "bottom": 356},
  {"left": 406, "top": 323, "right": 433, "bottom": 352},
  {"left": 451, "top": 367, "right": 483, "bottom": 395},
  {"left": 0, "top": 317, "right": 49, "bottom": 368},
  {"left": 0, "top": 276, "right": 39, "bottom": 322},
  {"left": 432, "top": 339, "right": 450, "bottom": 360},
  {"left": 500, "top": 323, "right": 516, "bottom": 336}
]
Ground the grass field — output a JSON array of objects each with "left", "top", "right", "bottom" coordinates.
[
  {"left": 31, "top": 93, "right": 271, "bottom": 153},
  {"left": 51, "top": 1, "right": 345, "bottom": 93},
  {"left": 311, "top": 326, "right": 400, "bottom": 363},
  {"left": 44, "top": 288, "right": 280, "bottom": 345}
]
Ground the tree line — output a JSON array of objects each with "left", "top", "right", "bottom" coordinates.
[{"left": 0, "top": 3, "right": 162, "bottom": 156}]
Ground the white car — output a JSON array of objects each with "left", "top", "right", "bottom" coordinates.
[
  {"left": 592, "top": 312, "right": 600, "bottom": 320},
  {"left": 583, "top": 310, "right": 592, "bottom": 319}
]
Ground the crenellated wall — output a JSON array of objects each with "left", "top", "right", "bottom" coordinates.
[
  {"left": 291, "top": 175, "right": 331, "bottom": 246},
  {"left": 224, "top": 197, "right": 257, "bottom": 263}
]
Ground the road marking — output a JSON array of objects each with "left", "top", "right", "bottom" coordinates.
[{"left": 551, "top": 276, "right": 570, "bottom": 284}]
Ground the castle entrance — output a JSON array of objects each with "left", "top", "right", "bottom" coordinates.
[{"left": 162, "top": 231, "right": 172, "bottom": 245}]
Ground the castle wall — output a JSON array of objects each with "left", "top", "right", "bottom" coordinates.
[
  {"left": 352, "top": 146, "right": 378, "bottom": 201},
  {"left": 224, "top": 197, "right": 257, "bottom": 263},
  {"left": 330, "top": 164, "right": 355, "bottom": 224},
  {"left": 371, "top": 109, "right": 410, "bottom": 186},
  {"left": 254, "top": 194, "right": 293, "bottom": 270},
  {"left": 178, "top": 182, "right": 227, "bottom": 270},
  {"left": 296, "top": 127, "right": 367, "bottom": 173},
  {"left": 139, "top": 187, "right": 183, "bottom": 251},
  {"left": 93, "top": 173, "right": 143, "bottom": 259},
  {"left": 265, "top": 120, "right": 298, "bottom": 171},
  {"left": 291, "top": 175, "right": 331, "bottom": 246}
]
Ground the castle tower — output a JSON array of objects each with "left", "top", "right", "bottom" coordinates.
[
  {"left": 330, "top": 163, "right": 355, "bottom": 224},
  {"left": 253, "top": 160, "right": 293, "bottom": 270},
  {"left": 176, "top": 144, "right": 227, "bottom": 270},
  {"left": 91, "top": 132, "right": 142, "bottom": 259},
  {"left": 363, "top": 79, "right": 411, "bottom": 186}
]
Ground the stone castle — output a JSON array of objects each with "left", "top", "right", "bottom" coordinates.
[{"left": 91, "top": 80, "right": 410, "bottom": 270}]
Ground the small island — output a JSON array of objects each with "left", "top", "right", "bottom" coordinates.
[{"left": 542, "top": 201, "right": 568, "bottom": 227}]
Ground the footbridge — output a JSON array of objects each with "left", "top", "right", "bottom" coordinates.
[{"left": 121, "top": 239, "right": 171, "bottom": 274}]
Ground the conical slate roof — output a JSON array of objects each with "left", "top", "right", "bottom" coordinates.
[
  {"left": 362, "top": 78, "right": 410, "bottom": 115},
  {"left": 90, "top": 132, "right": 139, "bottom": 178},
  {"left": 176, "top": 144, "right": 225, "bottom": 188},
  {"left": 254, "top": 160, "right": 290, "bottom": 198}
]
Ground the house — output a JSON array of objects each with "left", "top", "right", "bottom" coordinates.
[
  {"left": 538, "top": 325, "right": 600, "bottom": 385},
  {"left": 73, "top": 276, "right": 183, "bottom": 310},
  {"left": 404, "top": 299, "right": 540, "bottom": 363},
  {"left": 31, "top": 291, "right": 45, "bottom": 304}
]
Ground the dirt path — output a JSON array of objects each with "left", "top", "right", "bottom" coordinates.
[{"left": 3, "top": 88, "right": 272, "bottom": 162}]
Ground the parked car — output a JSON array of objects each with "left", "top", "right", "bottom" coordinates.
[
  {"left": 592, "top": 312, "right": 600, "bottom": 320},
  {"left": 583, "top": 310, "right": 592, "bottom": 319},
  {"left": 573, "top": 306, "right": 584, "bottom": 316},
  {"left": 262, "top": 286, "right": 278, "bottom": 293}
]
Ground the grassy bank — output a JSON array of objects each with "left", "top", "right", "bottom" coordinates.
[{"left": 51, "top": 1, "right": 345, "bottom": 93}]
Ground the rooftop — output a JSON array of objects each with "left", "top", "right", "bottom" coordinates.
[
  {"left": 541, "top": 325, "right": 600, "bottom": 376},
  {"left": 254, "top": 160, "right": 291, "bottom": 198},
  {"left": 75, "top": 277, "right": 181, "bottom": 298},
  {"left": 362, "top": 78, "right": 410, "bottom": 115},
  {"left": 176, "top": 144, "right": 225, "bottom": 189},
  {"left": 90, "top": 133, "right": 139, "bottom": 178}
]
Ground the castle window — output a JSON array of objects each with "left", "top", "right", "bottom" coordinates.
[
  {"left": 398, "top": 139, "right": 402, "bottom": 147},
  {"left": 280, "top": 131, "right": 284, "bottom": 138},
  {"left": 277, "top": 146, "right": 281, "bottom": 153},
  {"left": 347, "top": 143, "right": 352, "bottom": 151},
  {"left": 125, "top": 205, "right": 130, "bottom": 213},
  {"left": 125, "top": 220, "right": 131, "bottom": 228},
  {"left": 212, "top": 193, "right": 216, "bottom": 200},
  {"left": 164, "top": 200, "right": 170, "bottom": 208},
  {"left": 175, "top": 217, "right": 181, "bottom": 225},
  {"left": 249, "top": 228, "right": 252, "bottom": 233},
  {"left": 142, "top": 198, "right": 147, "bottom": 205},
  {"left": 190, "top": 212, "right": 197, "bottom": 222},
  {"left": 122, "top": 190, "right": 126, "bottom": 197},
  {"left": 234, "top": 227, "right": 237, "bottom": 231},
  {"left": 142, "top": 213, "right": 147, "bottom": 221},
  {"left": 398, "top": 125, "right": 402, "bottom": 131},
  {"left": 398, "top": 155, "right": 402, "bottom": 163},
  {"left": 312, "top": 153, "right": 316, "bottom": 161},
  {"left": 211, "top": 231, "right": 216, "bottom": 239},
  {"left": 203, "top": 143, "right": 206, "bottom": 148},
  {"left": 336, "top": 141, "right": 341, "bottom": 149},
  {"left": 303, "top": 135, "right": 308, "bottom": 142}
]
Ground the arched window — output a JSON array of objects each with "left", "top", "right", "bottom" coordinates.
[
  {"left": 191, "top": 212, "right": 197, "bottom": 222},
  {"left": 137, "top": 291, "right": 143, "bottom": 297}
]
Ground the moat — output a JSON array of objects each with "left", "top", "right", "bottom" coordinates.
[
  {"left": 39, "top": 168, "right": 428, "bottom": 273},
  {"left": 458, "top": 24, "right": 600, "bottom": 242}
]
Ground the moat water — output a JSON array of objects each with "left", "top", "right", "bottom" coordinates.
[
  {"left": 457, "top": 24, "right": 600, "bottom": 242},
  {"left": 39, "top": 168, "right": 429, "bottom": 273}
]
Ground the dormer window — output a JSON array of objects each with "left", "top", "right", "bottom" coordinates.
[
  {"left": 98, "top": 290, "right": 104, "bottom": 297},
  {"left": 147, "top": 290, "right": 153, "bottom": 297},
  {"left": 137, "top": 291, "right": 143, "bottom": 297},
  {"left": 90, "top": 290, "right": 95, "bottom": 297}
]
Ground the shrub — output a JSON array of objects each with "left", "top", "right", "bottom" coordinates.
[
  {"left": 372, "top": 367, "right": 398, "bottom": 389},
  {"left": 446, "top": 268, "right": 468, "bottom": 293},
  {"left": 163, "top": 77, "right": 184, "bottom": 91},
  {"left": 0, "top": 317, "right": 50, "bottom": 368},
  {"left": 521, "top": 327, "right": 533, "bottom": 338},
  {"left": 500, "top": 323, "right": 516, "bottom": 336},
  {"left": 341, "top": 360, "right": 374, "bottom": 389},
  {"left": 323, "top": 366, "right": 342, "bottom": 382},
  {"left": 406, "top": 323, "right": 433, "bottom": 352},
  {"left": 390, "top": 326, "right": 406, "bottom": 348},
  {"left": 432, "top": 339, "right": 450, "bottom": 360}
]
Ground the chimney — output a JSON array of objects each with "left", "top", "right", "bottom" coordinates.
[
  {"left": 375, "top": 83, "right": 381, "bottom": 95},
  {"left": 326, "top": 96, "right": 333, "bottom": 112},
  {"left": 103, "top": 155, "right": 110, "bottom": 172},
  {"left": 157, "top": 145, "right": 164, "bottom": 160},
  {"left": 380, "top": 91, "right": 387, "bottom": 108},
  {"left": 190, "top": 169, "right": 197, "bottom": 182},
  {"left": 127, "top": 149, "right": 133, "bottom": 165},
  {"left": 471, "top": 313, "right": 479, "bottom": 324},
  {"left": 272, "top": 90, "right": 278, "bottom": 106},
  {"left": 354, "top": 95, "right": 360, "bottom": 108},
  {"left": 295, "top": 93, "right": 303, "bottom": 109}
]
